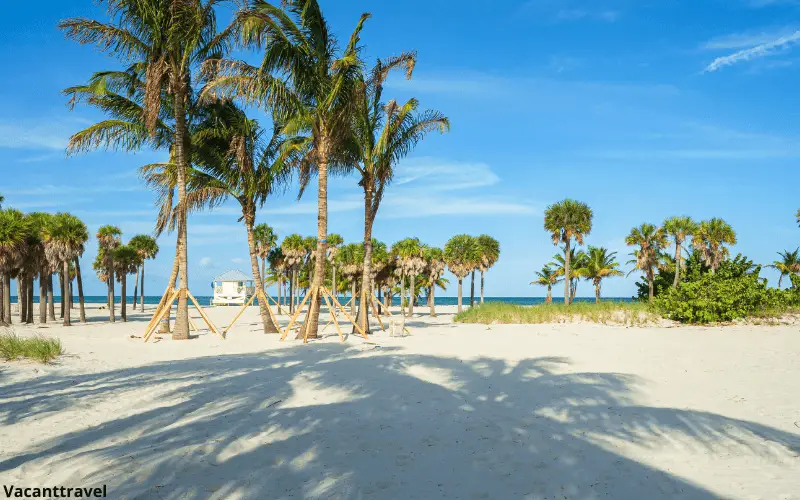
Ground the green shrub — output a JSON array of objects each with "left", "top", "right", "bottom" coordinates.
[
  {"left": 454, "top": 301, "right": 658, "bottom": 326},
  {"left": 0, "top": 331, "right": 64, "bottom": 363}
]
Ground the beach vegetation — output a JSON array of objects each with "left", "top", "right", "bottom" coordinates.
[
  {"left": 454, "top": 301, "right": 658, "bottom": 327},
  {"left": 543, "top": 199, "right": 593, "bottom": 305},
  {"left": 578, "top": 246, "right": 624, "bottom": 303},
  {"left": 444, "top": 235, "right": 481, "bottom": 313},
  {"left": 625, "top": 223, "right": 668, "bottom": 303},
  {"left": 0, "top": 331, "right": 64, "bottom": 364}
]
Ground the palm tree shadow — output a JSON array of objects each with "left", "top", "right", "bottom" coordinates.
[{"left": 1, "top": 346, "right": 798, "bottom": 499}]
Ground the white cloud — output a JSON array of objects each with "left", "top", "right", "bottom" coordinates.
[
  {"left": 394, "top": 157, "right": 500, "bottom": 191},
  {"left": 705, "top": 30, "right": 800, "bottom": 72},
  {"left": 702, "top": 28, "right": 799, "bottom": 50},
  {"left": 199, "top": 257, "right": 213, "bottom": 268},
  {"left": 0, "top": 118, "right": 91, "bottom": 151}
]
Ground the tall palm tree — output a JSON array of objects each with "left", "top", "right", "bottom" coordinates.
[
  {"left": 767, "top": 248, "right": 800, "bottom": 288},
  {"left": 281, "top": 234, "right": 305, "bottom": 314},
  {"left": 26, "top": 213, "right": 54, "bottom": 324},
  {"left": 444, "top": 234, "right": 479, "bottom": 313},
  {"left": 543, "top": 199, "right": 593, "bottom": 305},
  {"left": 326, "top": 233, "right": 344, "bottom": 298},
  {"left": 59, "top": 214, "right": 89, "bottom": 322},
  {"left": 350, "top": 55, "right": 449, "bottom": 329},
  {"left": 662, "top": 216, "right": 697, "bottom": 288},
  {"left": 254, "top": 223, "right": 277, "bottom": 285},
  {"left": 129, "top": 235, "right": 159, "bottom": 313},
  {"left": 205, "top": 0, "right": 371, "bottom": 338},
  {"left": 424, "top": 246, "right": 446, "bottom": 316},
  {"left": 42, "top": 213, "right": 87, "bottom": 326},
  {"left": 579, "top": 246, "right": 623, "bottom": 303},
  {"left": 475, "top": 235, "right": 500, "bottom": 305},
  {"left": 692, "top": 218, "right": 737, "bottom": 273},
  {"left": 61, "top": 0, "right": 236, "bottom": 340},
  {"left": 0, "top": 209, "right": 30, "bottom": 325},
  {"left": 391, "top": 238, "right": 426, "bottom": 318},
  {"left": 626, "top": 223, "right": 667, "bottom": 302},
  {"left": 113, "top": 245, "right": 139, "bottom": 322},
  {"left": 531, "top": 265, "right": 561, "bottom": 305},
  {"left": 96, "top": 225, "right": 122, "bottom": 322}
]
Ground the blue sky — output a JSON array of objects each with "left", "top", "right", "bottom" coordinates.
[{"left": 1, "top": 0, "right": 799, "bottom": 298}]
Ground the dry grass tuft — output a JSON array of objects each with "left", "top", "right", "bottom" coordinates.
[
  {"left": 454, "top": 301, "right": 660, "bottom": 327},
  {"left": 0, "top": 330, "right": 64, "bottom": 364}
]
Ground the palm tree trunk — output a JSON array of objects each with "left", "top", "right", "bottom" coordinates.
[
  {"left": 332, "top": 266, "right": 337, "bottom": 304},
  {"left": 672, "top": 242, "right": 681, "bottom": 288},
  {"left": 277, "top": 275, "right": 283, "bottom": 314},
  {"left": 261, "top": 257, "right": 266, "bottom": 289},
  {"left": 133, "top": 265, "right": 139, "bottom": 308},
  {"left": 429, "top": 284, "right": 436, "bottom": 317},
  {"left": 595, "top": 283, "right": 601, "bottom": 304},
  {"left": 290, "top": 269, "right": 297, "bottom": 314},
  {"left": 0, "top": 273, "right": 5, "bottom": 324},
  {"left": 564, "top": 240, "right": 572, "bottom": 305},
  {"left": 648, "top": 270, "right": 655, "bottom": 302},
  {"left": 59, "top": 274, "right": 64, "bottom": 319},
  {"left": 357, "top": 181, "right": 376, "bottom": 334},
  {"left": 160, "top": 245, "right": 181, "bottom": 333},
  {"left": 3, "top": 275, "right": 10, "bottom": 324},
  {"left": 480, "top": 270, "right": 485, "bottom": 305},
  {"left": 384, "top": 287, "right": 390, "bottom": 312},
  {"left": 408, "top": 273, "right": 416, "bottom": 318},
  {"left": 546, "top": 285, "right": 552, "bottom": 305},
  {"left": 171, "top": 80, "right": 191, "bottom": 341},
  {"left": 62, "top": 261, "right": 71, "bottom": 326},
  {"left": 19, "top": 278, "right": 26, "bottom": 323},
  {"left": 400, "top": 275, "right": 406, "bottom": 314},
  {"left": 470, "top": 270, "right": 475, "bottom": 307},
  {"left": 246, "top": 219, "right": 278, "bottom": 333},
  {"left": 47, "top": 274, "right": 55, "bottom": 321},
  {"left": 121, "top": 275, "right": 127, "bottom": 322},
  {"left": 351, "top": 280, "right": 357, "bottom": 316},
  {"left": 778, "top": 275, "right": 784, "bottom": 288},
  {"left": 27, "top": 279, "right": 34, "bottom": 324},
  {"left": 303, "top": 138, "right": 331, "bottom": 340},
  {"left": 457, "top": 278, "right": 463, "bottom": 313},
  {"left": 75, "top": 258, "right": 86, "bottom": 323},
  {"left": 140, "top": 262, "right": 145, "bottom": 313},
  {"left": 107, "top": 256, "right": 115, "bottom": 323}
]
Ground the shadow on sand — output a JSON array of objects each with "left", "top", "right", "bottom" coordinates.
[{"left": 1, "top": 344, "right": 798, "bottom": 499}]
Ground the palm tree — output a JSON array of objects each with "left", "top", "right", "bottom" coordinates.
[
  {"left": 129, "top": 235, "right": 159, "bottom": 313},
  {"left": 796, "top": 208, "right": 800, "bottom": 227},
  {"left": 549, "top": 247, "right": 588, "bottom": 304},
  {"left": 96, "top": 225, "right": 122, "bottom": 322},
  {"left": 0, "top": 209, "right": 30, "bottom": 324},
  {"left": 254, "top": 224, "right": 278, "bottom": 285},
  {"left": 61, "top": 0, "right": 236, "bottom": 340},
  {"left": 59, "top": 214, "right": 89, "bottom": 322},
  {"left": 26, "top": 213, "right": 53, "bottom": 324},
  {"left": 281, "top": 234, "right": 305, "bottom": 314},
  {"left": 626, "top": 223, "right": 667, "bottom": 302},
  {"left": 424, "top": 246, "right": 446, "bottom": 316},
  {"left": 693, "top": 218, "right": 737, "bottom": 273},
  {"left": 266, "top": 246, "right": 287, "bottom": 312},
  {"left": 662, "top": 216, "right": 697, "bottom": 288},
  {"left": 336, "top": 243, "right": 365, "bottom": 314},
  {"left": 531, "top": 265, "right": 561, "bottom": 305},
  {"left": 475, "top": 235, "right": 500, "bottom": 305},
  {"left": 350, "top": 55, "right": 449, "bottom": 328},
  {"left": 113, "top": 245, "right": 139, "bottom": 322},
  {"left": 42, "top": 213, "right": 87, "bottom": 326},
  {"left": 444, "top": 235, "right": 479, "bottom": 313},
  {"left": 326, "top": 233, "right": 344, "bottom": 299},
  {"left": 205, "top": 0, "right": 371, "bottom": 338},
  {"left": 543, "top": 199, "right": 593, "bottom": 305},
  {"left": 767, "top": 248, "right": 800, "bottom": 288},
  {"left": 579, "top": 246, "right": 623, "bottom": 303},
  {"left": 391, "top": 238, "right": 426, "bottom": 318}
]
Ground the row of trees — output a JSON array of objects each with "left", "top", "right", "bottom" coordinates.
[{"left": 62, "top": 0, "right": 450, "bottom": 339}]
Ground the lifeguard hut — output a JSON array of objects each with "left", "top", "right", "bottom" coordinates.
[{"left": 212, "top": 270, "right": 255, "bottom": 306}]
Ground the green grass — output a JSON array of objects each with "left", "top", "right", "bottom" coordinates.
[
  {"left": 0, "top": 331, "right": 64, "bottom": 364},
  {"left": 453, "top": 301, "right": 659, "bottom": 327}
]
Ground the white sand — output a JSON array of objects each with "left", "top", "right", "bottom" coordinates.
[{"left": 1, "top": 303, "right": 799, "bottom": 499}]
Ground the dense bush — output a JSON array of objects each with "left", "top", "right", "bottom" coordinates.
[{"left": 654, "top": 256, "right": 794, "bottom": 323}]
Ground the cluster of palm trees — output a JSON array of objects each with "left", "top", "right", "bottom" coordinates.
[
  {"left": 0, "top": 210, "right": 88, "bottom": 326},
  {"left": 61, "top": 0, "right": 449, "bottom": 339}
]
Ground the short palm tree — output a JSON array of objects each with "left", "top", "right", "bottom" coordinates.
[
  {"left": 444, "top": 235, "right": 480, "bottom": 313},
  {"left": 475, "top": 235, "right": 500, "bottom": 305},
  {"left": 626, "top": 223, "right": 667, "bottom": 302},
  {"left": 281, "top": 234, "right": 306, "bottom": 314},
  {"left": 579, "top": 246, "right": 623, "bottom": 303},
  {"left": 768, "top": 248, "right": 800, "bottom": 288},
  {"left": 267, "top": 246, "right": 287, "bottom": 312},
  {"left": 550, "top": 247, "right": 588, "bottom": 304},
  {"left": 96, "top": 225, "right": 122, "bottom": 322},
  {"left": 336, "top": 243, "right": 365, "bottom": 314},
  {"left": 391, "top": 238, "right": 427, "bottom": 317},
  {"left": 543, "top": 199, "right": 593, "bottom": 305},
  {"left": 113, "top": 245, "right": 139, "bottom": 322},
  {"left": 205, "top": 0, "right": 371, "bottom": 337},
  {"left": 43, "top": 213, "right": 88, "bottom": 326},
  {"left": 424, "top": 247, "right": 446, "bottom": 316},
  {"left": 662, "top": 216, "right": 697, "bottom": 288},
  {"left": 531, "top": 265, "right": 561, "bottom": 305},
  {"left": 129, "top": 235, "right": 159, "bottom": 313},
  {"left": 693, "top": 218, "right": 737, "bottom": 273},
  {"left": 254, "top": 224, "right": 278, "bottom": 284},
  {"left": 0, "top": 209, "right": 30, "bottom": 324}
]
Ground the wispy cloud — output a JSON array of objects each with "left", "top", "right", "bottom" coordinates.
[
  {"left": 519, "top": 1, "right": 620, "bottom": 22},
  {"left": 394, "top": 157, "right": 499, "bottom": 191},
  {"left": 10, "top": 184, "right": 144, "bottom": 196},
  {"left": 704, "top": 30, "right": 800, "bottom": 72},
  {"left": 0, "top": 117, "right": 90, "bottom": 151}
]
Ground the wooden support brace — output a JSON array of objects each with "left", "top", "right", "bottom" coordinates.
[
  {"left": 223, "top": 292, "right": 257, "bottom": 335},
  {"left": 370, "top": 295, "right": 386, "bottom": 332},
  {"left": 280, "top": 290, "right": 313, "bottom": 341},
  {"left": 302, "top": 288, "right": 318, "bottom": 344},
  {"left": 144, "top": 288, "right": 180, "bottom": 342},
  {"left": 187, "top": 290, "right": 221, "bottom": 338},
  {"left": 144, "top": 287, "right": 174, "bottom": 335},
  {"left": 322, "top": 293, "right": 345, "bottom": 342},
  {"left": 322, "top": 288, "right": 367, "bottom": 339},
  {"left": 257, "top": 289, "right": 280, "bottom": 333}
]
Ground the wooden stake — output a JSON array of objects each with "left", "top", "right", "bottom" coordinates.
[
  {"left": 144, "top": 288, "right": 180, "bottom": 342},
  {"left": 187, "top": 290, "right": 221, "bottom": 338},
  {"left": 370, "top": 295, "right": 386, "bottom": 332},
  {"left": 280, "top": 290, "right": 313, "bottom": 341},
  {"left": 302, "top": 288, "right": 318, "bottom": 344},
  {"left": 322, "top": 288, "right": 367, "bottom": 339},
  {"left": 144, "top": 287, "right": 174, "bottom": 336},
  {"left": 257, "top": 289, "right": 280, "bottom": 333},
  {"left": 323, "top": 293, "right": 344, "bottom": 342},
  {"left": 223, "top": 292, "right": 257, "bottom": 335}
]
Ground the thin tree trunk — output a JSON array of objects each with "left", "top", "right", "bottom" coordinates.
[
  {"left": 595, "top": 283, "right": 601, "bottom": 304},
  {"left": 27, "top": 279, "right": 34, "bottom": 324},
  {"left": 407, "top": 273, "right": 415, "bottom": 318},
  {"left": 246, "top": 219, "right": 278, "bottom": 333},
  {"left": 47, "top": 274, "right": 55, "bottom": 321},
  {"left": 107, "top": 256, "right": 115, "bottom": 323},
  {"left": 400, "top": 275, "right": 406, "bottom": 314},
  {"left": 480, "top": 270, "right": 485, "bottom": 305},
  {"left": 351, "top": 280, "right": 357, "bottom": 316},
  {"left": 564, "top": 240, "right": 572, "bottom": 305},
  {"left": 648, "top": 270, "right": 655, "bottom": 302},
  {"left": 19, "top": 278, "right": 26, "bottom": 323},
  {"left": 59, "top": 273, "right": 64, "bottom": 318},
  {"left": 62, "top": 261, "right": 71, "bottom": 326},
  {"left": 75, "top": 258, "right": 86, "bottom": 323},
  {"left": 470, "top": 270, "right": 475, "bottom": 307},
  {"left": 133, "top": 265, "right": 139, "bottom": 308},
  {"left": 70, "top": 281, "right": 74, "bottom": 309},
  {"left": 121, "top": 275, "right": 127, "bottom": 322},
  {"left": 430, "top": 284, "right": 436, "bottom": 317},
  {"left": 0, "top": 273, "right": 5, "bottom": 324},
  {"left": 160, "top": 243, "right": 181, "bottom": 333},
  {"left": 457, "top": 278, "right": 463, "bottom": 313},
  {"left": 672, "top": 242, "right": 682, "bottom": 288},
  {"left": 3, "top": 275, "right": 10, "bottom": 324},
  {"left": 290, "top": 269, "right": 297, "bottom": 314},
  {"left": 778, "top": 275, "right": 784, "bottom": 288},
  {"left": 332, "top": 265, "right": 337, "bottom": 303},
  {"left": 140, "top": 262, "right": 146, "bottom": 313},
  {"left": 546, "top": 285, "right": 552, "bottom": 305},
  {"left": 277, "top": 275, "right": 283, "bottom": 314},
  {"left": 357, "top": 181, "right": 375, "bottom": 334},
  {"left": 172, "top": 80, "right": 191, "bottom": 341},
  {"left": 303, "top": 139, "right": 330, "bottom": 340}
]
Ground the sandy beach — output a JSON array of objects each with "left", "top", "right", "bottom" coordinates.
[{"left": 1, "top": 304, "right": 799, "bottom": 499}]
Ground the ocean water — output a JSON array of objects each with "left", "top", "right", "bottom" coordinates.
[{"left": 10, "top": 296, "right": 634, "bottom": 306}]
